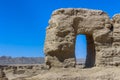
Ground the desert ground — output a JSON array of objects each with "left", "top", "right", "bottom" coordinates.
[{"left": 1, "top": 64, "right": 120, "bottom": 80}]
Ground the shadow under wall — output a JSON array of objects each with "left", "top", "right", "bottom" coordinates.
[{"left": 85, "top": 35, "right": 96, "bottom": 68}]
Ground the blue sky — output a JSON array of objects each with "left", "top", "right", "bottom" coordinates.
[{"left": 0, "top": 0, "right": 120, "bottom": 58}]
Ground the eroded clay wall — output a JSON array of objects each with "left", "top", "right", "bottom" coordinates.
[{"left": 44, "top": 8, "right": 119, "bottom": 68}]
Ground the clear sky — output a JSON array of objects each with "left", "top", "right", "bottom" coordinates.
[{"left": 0, "top": 0, "right": 120, "bottom": 58}]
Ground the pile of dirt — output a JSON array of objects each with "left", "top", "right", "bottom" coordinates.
[
  {"left": 2, "top": 64, "right": 120, "bottom": 80},
  {"left": 26, "top": 67, "right": 120, "bottom": 80}
]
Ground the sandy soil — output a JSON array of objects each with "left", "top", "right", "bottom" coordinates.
[
  {"left": 26, "top": 67, "right": 120, "bottom": 80},
  {"left": 3, "top": 64, "right": 120, "bottom": 80}
]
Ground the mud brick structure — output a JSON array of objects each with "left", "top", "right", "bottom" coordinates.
[{"left": 44, "top": 8, "right": 120, "bottom": 68}]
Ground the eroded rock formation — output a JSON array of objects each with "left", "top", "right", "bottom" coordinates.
[
  {"left": 44, "top": 8, "right": 120, "bottom": 68},
  {"left": 0, "top": 68, "right": 8, "bottom": 80}
]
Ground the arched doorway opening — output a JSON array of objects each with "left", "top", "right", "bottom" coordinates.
[
  {"left": 75, "top": 35, "right": 86, "bottom": 65},
  {"left": 75, "top": 34, "right": 96, "bottom": 68}
]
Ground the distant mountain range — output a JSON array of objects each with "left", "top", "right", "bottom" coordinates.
[
  {"left": 76, "top": 58, "right": 86, "bottom": 64},
  {"left": 0, "top": 56, "right": 44, "bottom": 65},
  {"left": 0, "top": 56, "right": 85, "bottom": 65}
]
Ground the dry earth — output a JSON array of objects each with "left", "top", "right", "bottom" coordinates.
[
  {"left": 2, "top": 64, "right": 48, "bottom": 80},
  {"left": 25, "top": 66, "right": 120, "bottom": 80},
  {"left": 2, "top": 64, "right": 120, "bottom": 80}
]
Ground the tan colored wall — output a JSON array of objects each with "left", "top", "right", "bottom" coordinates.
[{"left": 44, "top": 8, "right": 119, "bottom": 68}]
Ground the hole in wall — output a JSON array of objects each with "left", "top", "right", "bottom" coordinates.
[
  {"left": 75, "top": 35, "right": 87, "bottom": 66},
  {"left": 75, "top": 34, "right": 96, "bottom": 68}
]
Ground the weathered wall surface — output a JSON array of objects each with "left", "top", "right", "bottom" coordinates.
[
  {"left": 44, "top": 8, "right": 120, "bottom": 68},
  {"left": 111, "top": 15, "right": 120, "bottom": 66}
]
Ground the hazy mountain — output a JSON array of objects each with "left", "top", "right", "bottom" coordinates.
[
  {"left": 0, "top": 56, "right": 86, "bottom": 65},
  {"left": 76, "top": 58, "right": 86, "bottom": 64},
  {"left": 0, "top": 56, "right": 44, "bottom": 65}
]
